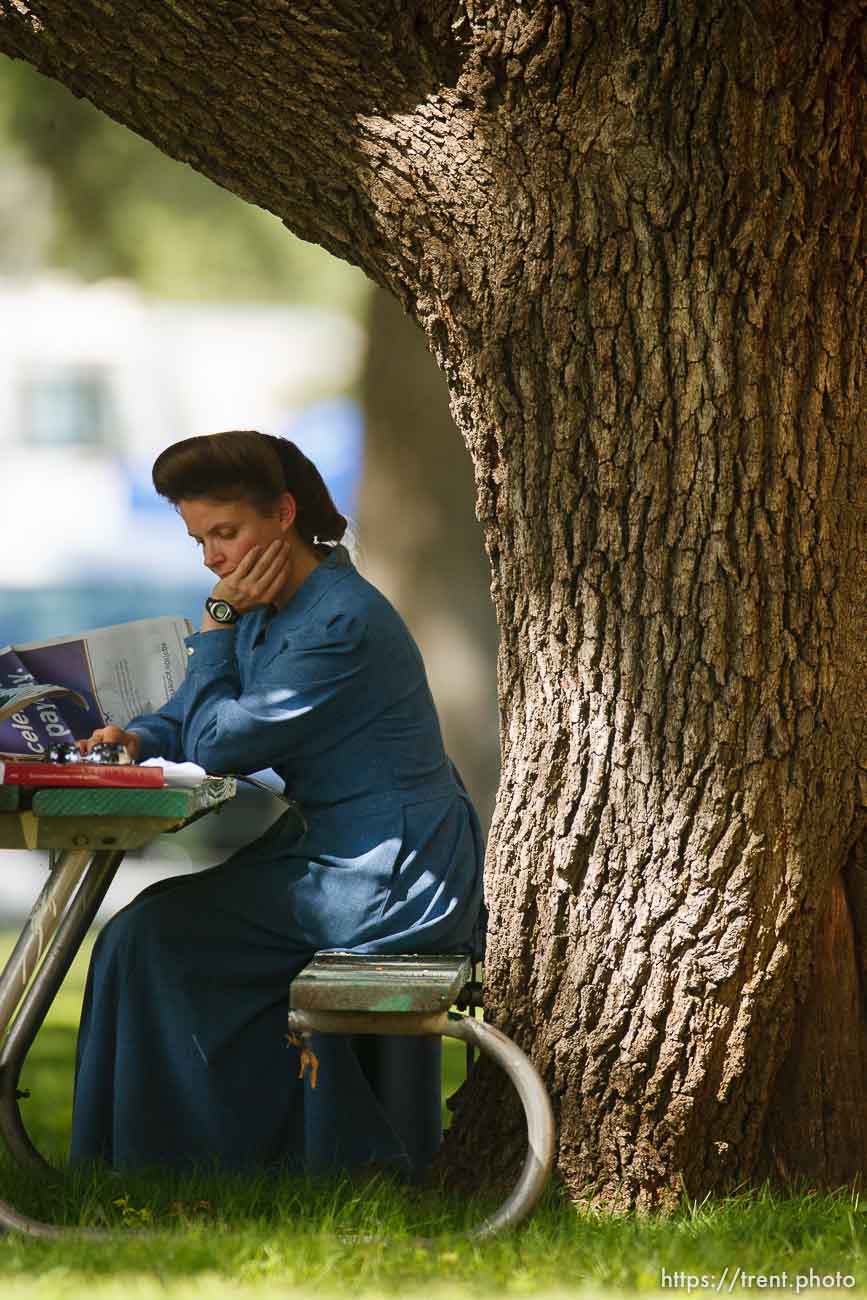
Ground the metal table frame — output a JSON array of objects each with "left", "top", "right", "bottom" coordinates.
[
  {"left": 0, "top": 780, "right": 236, "bottom": 1238},
  {"left": 0, "top": 844, "right": 127, "bottom": 1236}
]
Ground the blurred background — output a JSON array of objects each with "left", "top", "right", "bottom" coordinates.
[{"left": 0, "top": 57, "right": 500, "bottom": 924}]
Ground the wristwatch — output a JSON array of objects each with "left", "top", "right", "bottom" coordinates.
[{"left": 205, "top": 597, "right": 241, "bottom": 626}]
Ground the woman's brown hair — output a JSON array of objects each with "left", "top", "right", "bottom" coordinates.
[{"left": 152, "top": 430, "right": 347, "bottom": 546}]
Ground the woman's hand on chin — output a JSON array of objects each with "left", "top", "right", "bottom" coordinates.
[{"left": 211, "top": 539, "right": 292, "bottom": 613}]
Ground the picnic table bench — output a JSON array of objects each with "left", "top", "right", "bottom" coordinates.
[
  {"left": 0, "top": 782, "right": 554, "bottom": 1240},
  {"left": 289, "top": 952, "right": 555, "bottom": 1238}
]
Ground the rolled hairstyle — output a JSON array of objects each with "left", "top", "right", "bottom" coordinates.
[{"left": 151, "top": 430, "right": 347, "bottom": 546}]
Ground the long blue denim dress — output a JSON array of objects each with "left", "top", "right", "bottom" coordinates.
[{"left": 69, "top": 544, "right": 485, "bottom": 1177}]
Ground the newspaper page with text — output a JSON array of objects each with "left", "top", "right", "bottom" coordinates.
[{"left": 0, "top": 617, "right": 192, "bottom": 755}]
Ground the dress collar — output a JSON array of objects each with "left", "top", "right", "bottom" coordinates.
[
  {"left": 265, "top": 542, "right": 352, "bottom": 627},
  {"left": 319, "top": 542, "right": 351, "bottom": 569}
]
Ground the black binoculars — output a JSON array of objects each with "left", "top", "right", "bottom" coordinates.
[{"left": 47, "top": 741, "right": 130, "bottom": 765}]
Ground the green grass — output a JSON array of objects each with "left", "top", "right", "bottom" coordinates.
[{"left": 1, "top": 931, "right": 867, "bottom": 1297}]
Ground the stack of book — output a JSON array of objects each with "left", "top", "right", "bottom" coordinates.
[{"left": 0, "top": 758, "right": 165, "bottom": 789}]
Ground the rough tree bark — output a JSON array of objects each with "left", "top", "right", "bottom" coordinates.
[{"left": 1, "top": 0, "right": 863, "bottom": 1208}]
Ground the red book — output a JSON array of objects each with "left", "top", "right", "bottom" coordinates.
[{"left": 0, "top": 760, "right": 165, "bottom": 788}]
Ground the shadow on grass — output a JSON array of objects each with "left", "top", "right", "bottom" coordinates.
[{"left": 0, "top": 1149, "right": 559, "bottom": 1242}]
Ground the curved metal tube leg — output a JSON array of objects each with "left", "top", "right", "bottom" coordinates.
[
  {"left": 286, "top": 1006, "right": 556, "bottom": 1239},
  {"left": 0, "top": 1198, "right": 118, "bottom": 1240},
  {"left": 0, "top": 848, "right": 128, "bottom": 1237},
  {"left": 0, "top": 849, "right": 94, "bottom": 1034},
  {"left": 0, "top": 850, "right": 125, "bottom": 1176},
  {"left": 443, "top": 1012, "right": 555, "bottom": 1239}
]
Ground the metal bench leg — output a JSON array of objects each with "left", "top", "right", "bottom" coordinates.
[
  {"left": 286, "top": 1006, "right": 556, "bottom": 1239},
  {"left": 443, "top": 1011, "right": 555, "bottom": 1238}
]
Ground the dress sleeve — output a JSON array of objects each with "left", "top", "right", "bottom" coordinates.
[
  {"left": 178, "top": 612, "right": 368, "bottom": 774},
  {"left": 125, "top": 675, "right": 190, "bottom": 763}
]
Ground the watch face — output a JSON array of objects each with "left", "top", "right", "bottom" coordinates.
[{"left": 208, "top": 599, "right": 236, "bottom": 623}]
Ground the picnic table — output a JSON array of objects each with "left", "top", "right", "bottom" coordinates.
[{"left": 0, "top": 779, "right": 554, "bottom": 1240}]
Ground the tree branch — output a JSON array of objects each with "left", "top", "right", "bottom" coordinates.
[{"left": 0, "top": 0, "right": 480, "bottom": 291}]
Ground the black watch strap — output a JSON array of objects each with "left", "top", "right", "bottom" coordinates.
[{"left": 205, "top": 597, "right": 241, "bottom": 625}]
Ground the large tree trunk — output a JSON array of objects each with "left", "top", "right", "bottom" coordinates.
[{"left": 2, "top": 0, "right": 864, "bottom": 1207}]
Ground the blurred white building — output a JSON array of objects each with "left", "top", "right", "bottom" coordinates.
[{"left": 0, "top": 273, "right": 365, "bottom": 586}]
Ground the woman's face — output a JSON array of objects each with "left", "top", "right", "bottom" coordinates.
[{"left": 178, "top": 495, "right": 292, "bottom": 579}]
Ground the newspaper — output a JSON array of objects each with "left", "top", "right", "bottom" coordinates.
[{"left": 0, "top": 616, "right": 192, "bottom": 755}]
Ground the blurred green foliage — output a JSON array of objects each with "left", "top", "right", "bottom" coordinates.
[{"left": 0, "top": 56, "right": 370, "bottom": 312}]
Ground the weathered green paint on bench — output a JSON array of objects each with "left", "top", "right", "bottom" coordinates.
[
  {"left": 32, "top": 787, "right": 200, "bottom": 818},
  {"left": 0, "top": 777, "right": 237, "bottom": 850},
  {"left": 0, "top": 787, "right": 20, "bottom": 812},
  {"left": 289, "top": 952, "right": 472, "bottom": 1013},
  {"left": 30, "top": 777, "right": 236, "bottom": 820}
]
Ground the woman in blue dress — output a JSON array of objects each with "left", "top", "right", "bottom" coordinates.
[{"left": 71, "top": 430, "right": 485, "bottom": 1179}]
